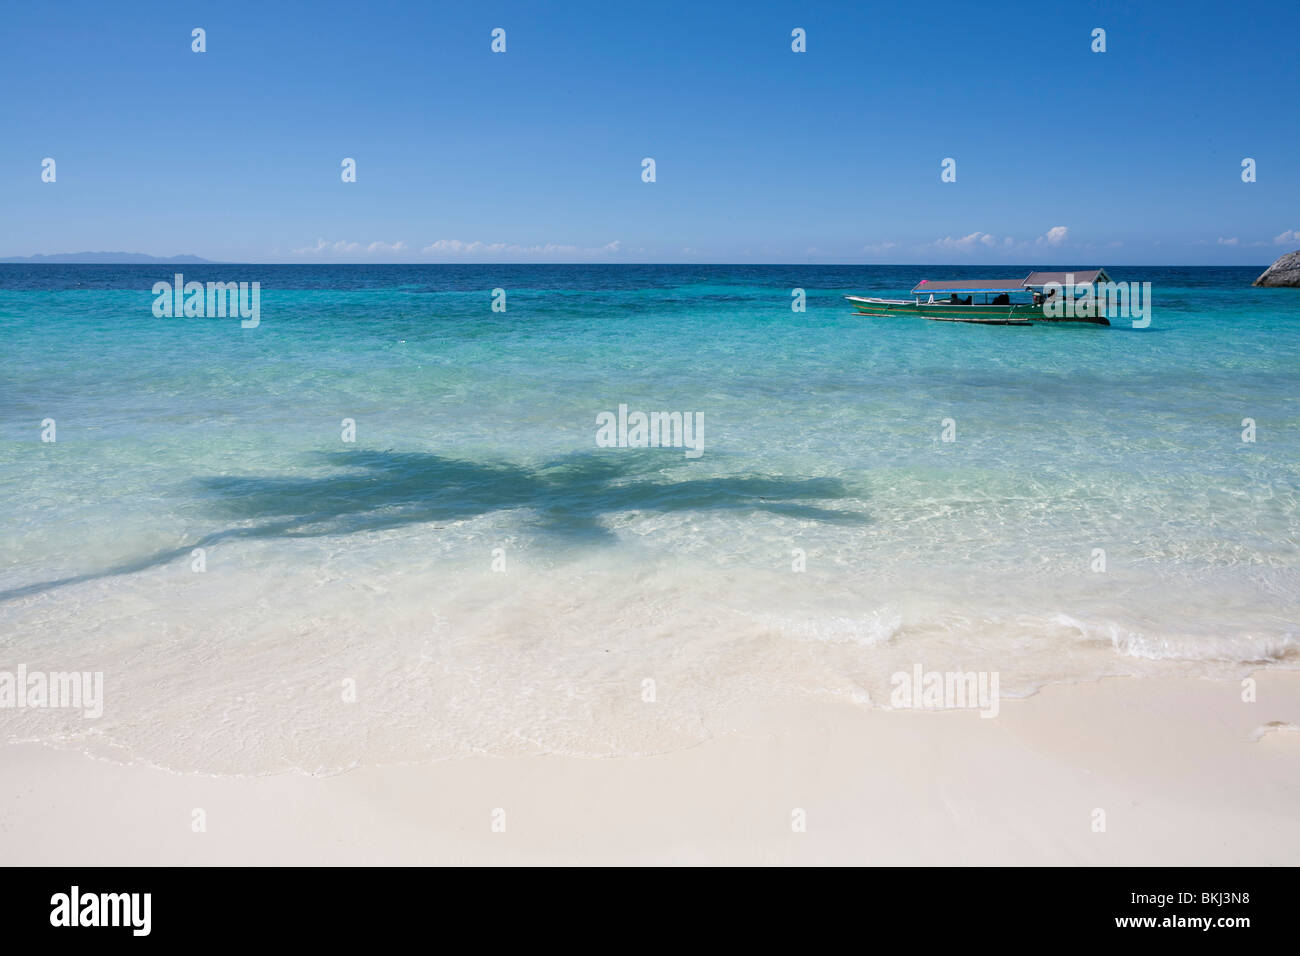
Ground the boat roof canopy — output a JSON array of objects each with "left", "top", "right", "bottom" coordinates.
[
  {"left": 1023, "top": 268, "right": 1110, "bottom": 288},
  {"left": 910, "top": 278, "right": 1026, "bottom": 295},
  {"left": 910, "top": 268, "right": 1111, "bottom": 295}
]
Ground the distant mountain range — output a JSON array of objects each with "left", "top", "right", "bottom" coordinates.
[{"left": 0, "top": 252, "right": 214, "bottom": 264}]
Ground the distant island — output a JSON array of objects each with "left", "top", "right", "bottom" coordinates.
[{"left": 0, "top": 252, "right": 214, "bottom": 264}]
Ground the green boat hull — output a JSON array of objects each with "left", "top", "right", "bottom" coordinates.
[{"left": 845, "top": 297, "right": 1109, "bottom": 326}]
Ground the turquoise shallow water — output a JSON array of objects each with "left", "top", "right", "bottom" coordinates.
[{"left": 0, "top": 264, "right": 1297, "bottom": 772}]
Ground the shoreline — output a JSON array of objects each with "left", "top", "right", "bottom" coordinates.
[{"left": 3, "top": 671, "right": 1297, "bottom": 865}]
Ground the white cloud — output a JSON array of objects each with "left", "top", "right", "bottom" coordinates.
[
  {"left": 421, "top": 239, "right": 508, "bottom": 255},
  {"left": 935, "top": 231, "right": 999, "bottom": 250},
  {"left": 294, "top": 238, "right": 403, "bottom": 255},
  {"left": 1217, "top": 237, "right": 1239, "bottom": 246},
  {"left": 920, "top": 227, "right": 1074, "bottom": 256},
  {"left": 1274, "top": 229, "right": 1300, "bottom": 245},
  {"left": 291, "top": 238, "right": 624, "bottom": 260},
  {"left": 420, "top": 239, "right": 623, "bottom": 258}
]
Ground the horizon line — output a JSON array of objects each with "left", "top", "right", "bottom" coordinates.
[{"left": 0, "top": 260, "right": 1275, "bottom": 268}]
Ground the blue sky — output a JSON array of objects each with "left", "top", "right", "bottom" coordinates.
[{"left": 1, "top": 0, "right": 1296, "bottom": 264}]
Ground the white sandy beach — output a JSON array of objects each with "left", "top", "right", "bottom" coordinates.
[{"left": 3, "top": 671, "right": 1297, "bottom": 866}]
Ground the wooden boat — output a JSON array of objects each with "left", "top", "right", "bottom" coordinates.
[{"left": 846, "top": 270, "right": 1112, "bottom": 326}]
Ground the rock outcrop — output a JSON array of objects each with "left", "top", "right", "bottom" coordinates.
[{"left": 1253, "top": 249, "right": 1300, "bottom": 287}]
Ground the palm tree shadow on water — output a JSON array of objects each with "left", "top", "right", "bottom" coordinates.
[{"left": 0, "top": 449, "right": 870, "bottom": 602}]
